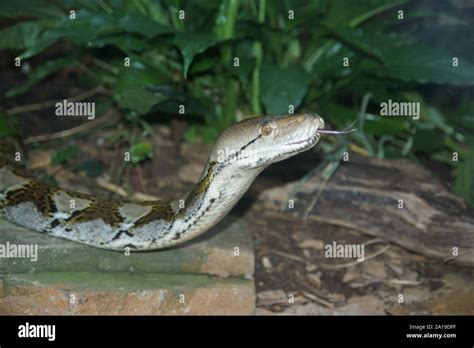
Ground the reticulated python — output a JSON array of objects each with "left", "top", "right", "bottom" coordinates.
[{"left": 0, "top": 114, "right": 325, "bottom": 251}]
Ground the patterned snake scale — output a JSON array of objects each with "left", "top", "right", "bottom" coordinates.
[{"left": 0, "top": 114, "right": 324, "bottom": 251}]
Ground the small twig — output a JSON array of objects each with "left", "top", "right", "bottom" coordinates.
[
  {"left": 90, "top": 57, "right": 119, "bottom": 74},
  {"left": 350, "top": 143, "right": 369, "bottom": 157},
  {"left": 96, "top": 177, "right": 128, "bottom": 197},
  {"left": 114, "top": 161, "right": 127, "bottom": 186},
  {"left": 443, "top": 250, "right": 472, "bottom": 264},
  {"left": 386, "top": 279, "right": 422, "bottom": 286},
  {"left": 302, "top": 160, "right": 341, "bottom": 222},
  {"left": 5, "top": 86, "right": 108, "bottom": 116},
  {"left": 319, "top": 244, "right": 391, "bottom": 270},
  {"left": 95, "top": 0, "right": 114, "bottom": 14},
  {"left": 136, "top": 164, "right": 147, "bottom": 193},
  {"left": 24, "top": 108, "right": 118, "bottom": 144},
  {"left": 95, "top": 177, "right": 161, "bottom": 201},
  {"left": 265, "top": 250, "right": 307, "bottom": 264},
  {"left": 301, "top": 292, "right": 334, "bottom": 309}
]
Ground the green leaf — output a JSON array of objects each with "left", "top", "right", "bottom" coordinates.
[
  {"left": 413, "top": 128, "right": 443, "bottom": 153},
  {"left": 321, "top": 103, "right": 410, "bottom": 136},
  {"left": 260, "top": 64, "right": 311, "bottom": 115},
  {"left": 115, "top": 64, "right": 166, "bottom": 93},
  {"left": 184, "top": 125, "right": 220, "bottom": 144},
  {"left": 173, "top": 33, "right": 220, "bottom": 78},
  {"left": 129, "top": 142, "right": 153, "bottom": 163},
  {"left": 0, "top": 0, "right": 63, "bottom": 19},
  {"left": 117, "top": 13, "right": 171, "bottom": 39},
  {"left": 51, "top": 145, "right": 79, "bottom": 166},
  {"left": 0, "top": 20, "right": 64, "bottom": 59},
  {"left": 5, "top": 57, "right": 79, "bottom": 98},
  {"left": 324, "top": 27, "right": 384, "bottom": 63},
  {"left": 363, "top": 113, "right": 411, "bottom": 135},
  {"left": 324, "top": 0, "right": 407, "bottom": 28},
  {"left": 37, "top": 9, "right": 117, "bottom": 48},
  {"left": 453, "top": 144, "right": 474, "bottom": 207},
  {"left": 363, "top": 45, "right": 474, "bottom": 86},
  {"left": 0, "top": 21, "right": 44, "bottom": 50},
  {"left": 0, "top": 113, "right": 18, "bottom": 137},
  {"left": 402, "top": 92, "right": 463, "bottom": 141},
  {"left": 89, "top": 33, "right": 151, "bottom": 51},
  {"left": 114, "top": 86, "right": 165, "bottom": 116}
]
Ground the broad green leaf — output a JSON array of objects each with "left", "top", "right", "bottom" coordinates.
[
  {"left": 413, "top": 128, "right": 443, "bottom": 153},
  {"left": 324, "top": 0, "right": 407, "bottom": 27},
  {"left": 31, "top": 9, "right": 119, "bottom": 50},
  {"left": 90, "top": 34, "right": 151, "bottom": 51},
  {"left": 321, "top": 103, "right": 410, "bottom": 135},
  {"left": 5, "top": 57, "right": 79, "bottom": 98},
  {"left": 129, "top": 142, "right": 153, "bottom": 163},
  {"left": 323, "top": 27, "right": 384, "bottom": 63},
  {"left": 362, "top": 114, "right": 411, "bottom": 135},
  {"left": 117, "top": 13, "right": 171, "bottom": 39},
  {"left": 4, "top": 21, "right": 78, "bottom": 59},
  {"left": 0, "top": 21, "right": 49, "bottom": 50},
  {"left": 363, "top": 45, "right": 474, "bottom": 86},
  {"left": 20, "top": 30, "right": 63, "bottom": 59},
  {"left": 453, "top": 144, "right": 474, "bottom": 207},
  {"left": 260, "top": 64, "right": 310, "bottom": 115},
  {"left": 173, "top": 33, "right": 220, "bottom": 78},
  {"left": 114, "top": 86, "right": 165, "bottom": 116},
  {"left": 0, "top": 0, "right": 63, "bottom": 19},
  {"left": 52, "top": 10, "right": 115, "bottom": 45},
  {"left": 114, "top": 63, "right": 168, "bottom": 93}
]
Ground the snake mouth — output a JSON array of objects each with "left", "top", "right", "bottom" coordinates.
[
  {"left": 286, "top": 138, "right": 309, "bottom": 146},
  {"left": 286, "top": 133, "right": 320, "bottom": 147}
]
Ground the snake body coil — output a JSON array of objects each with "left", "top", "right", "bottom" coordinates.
[{"left": 0, "top": 114, "right": 324, "bottom": 250}]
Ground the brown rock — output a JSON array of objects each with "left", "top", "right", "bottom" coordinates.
[{"left": 0, "top": 272, "right": 255, "bottom": 315}]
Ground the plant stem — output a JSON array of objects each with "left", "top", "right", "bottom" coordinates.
[
  {"left": 358, "top": 93, "right": 376, "bottom": 156},
  {"left": 218, "top": 0, "right": 240, "bottom": 129},
  {"left": 251, "top": 0, "right": 265, "bottom": 115}
]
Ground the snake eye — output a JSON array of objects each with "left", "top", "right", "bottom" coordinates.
[{"left": 260, "top": 124, "right": 273, "bottom": 136}]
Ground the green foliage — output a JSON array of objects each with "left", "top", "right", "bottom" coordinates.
[
  {"left": 260, "top": 64, "right": 310, "bottom": 114},
  {"left": 6, "top": 57, "right": 79, "bottom": 97},
  {"left": 0, "top": 0, "right": 473, "bottom": 205},
  {"left": 361, "top": 45, "right": 474, "bottom": 85},
  {"left": 453, "top": 144, "right": 474, "bottom": 207},
  {"left": 0, "top": 114, "right": 18, "bottom": 137},
  {"left": 173, "top": 33, "right": 220, "bottom": 78},
  {"left": 129, "top": 142, "right": 153, "bottom": 163},
  {"left": 51, "top": 144, "right": 79, "bottom": 165}
]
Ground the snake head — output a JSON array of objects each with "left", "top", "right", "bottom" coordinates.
[{"left": 212, "top": 113, "right": 325, "bottom": 169}]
